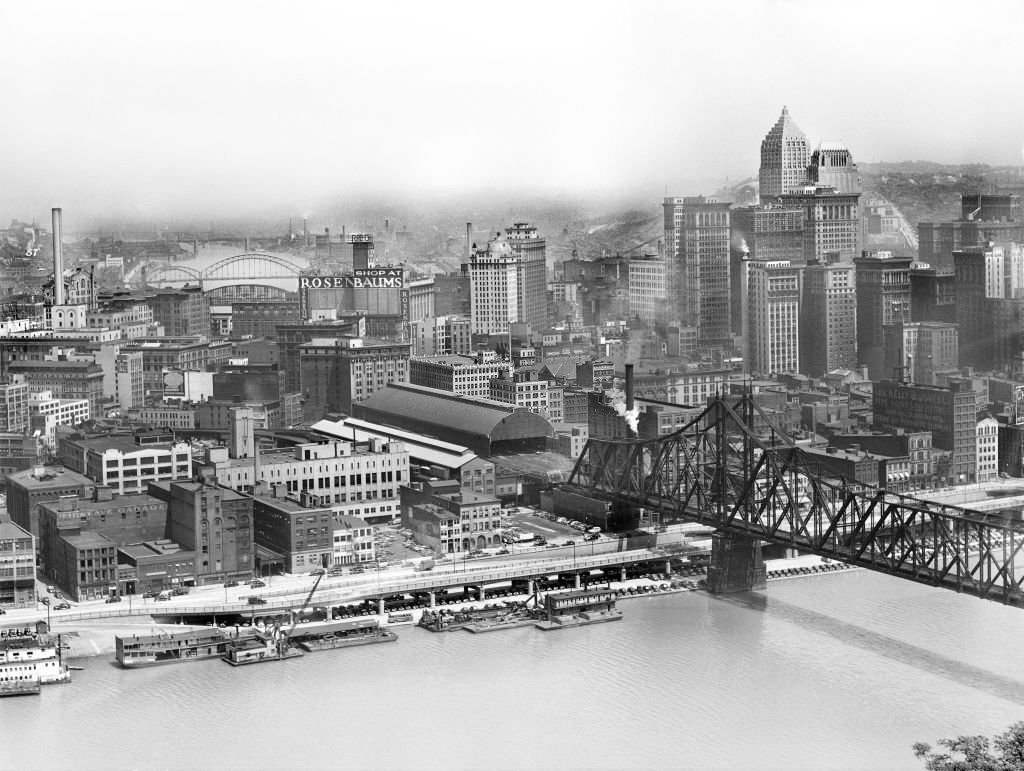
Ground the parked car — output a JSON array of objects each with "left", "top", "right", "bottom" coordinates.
[
  {"left": 53, "top": 602, "right": 71, "bottom": 610},
  {"left": 249, "top": 579, "right": 266, "bottom": 588},
  {"left": 40, "top": 596, "right": 49, "bottom": 606},
  {"left": 172, "top": 587, "right": 189, "bottom": 596},
  {"left": 223, "top": 580, "right": 239, "bottom": 588},
  {"left": 46, "top": 585, "right": 56, "bottom": 594},
  {"left": 247, "top": 596, "right": 267, "bottom": 605},
  {"left": 143, "top": 590, "right": 156, "bottom": 599},
  {"left": 105, "top": 595, "right": 122, "bottom": 603},
  {"left": 350, "top": 565, "right": 365, "bottom": 574}
]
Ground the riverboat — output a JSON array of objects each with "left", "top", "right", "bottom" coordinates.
[
  {"left": 532, "top": 588, "right": 623, "bottom": 631},
  {"left": 0, "top": 634, "right": 71, "bottom": 687},
  {"left": 385, "top": 612, "right": 415, "bottom": 625},
  {"left": 115, "top": 627, "right": 239, "bottom": 668},
  {"left": 295, "top": 619, "right": 398, "bottom": 651}
]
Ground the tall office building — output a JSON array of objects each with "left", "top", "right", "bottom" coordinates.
[
  {"left": 662, "top": 196, "right": 732, "bottom": 347},
  {"left": 627, "top": 256, "right": 666, "bottom": 325},
  {"left": 759, "top": 107, "right": 811, "bottom": 203},
  {"left": 745, "top": 261, "right": 801, "bottom": 376},
  {"left": 781, "top": 186, "right": 862, "bottom": 264},
  {"left": 800, "top": 260, "right": 857, "bottom": 376},
  {"left": 882, "top": 321, "right": 959, "bottom": 385},
  {"left": 807, "top": 142, "right": 862, "bottom": 194},
  {"left": 909, "top": 266, "right": 957, "bottom": 323},
  {"left": 468, "top": 223, "right": 547, "bottom": 335},
  {"left": 918, "top": 193, "right": 1024, "bottom": 270},
  {"left": 854, "top": 251, "right": 913, "bottom": 380},
  {"left": 952, "top": 243, "right": 1021, "bottom": 371},
  {"left": 731, "top": 204, "right": 806, "bottom": 264}
]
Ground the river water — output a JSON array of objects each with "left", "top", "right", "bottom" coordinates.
[{"left": 4, "top": 569, "right": 1023, "bottom": 770}]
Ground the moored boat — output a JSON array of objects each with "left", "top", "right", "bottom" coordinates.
[
  {"left": 294, "top": 618, "right": 398, "bottom": 651},
  {"left": 0, "top": 634, "right": 71, "bottom": 687},
  {"left": 115, "top": 627, "right": 241, "bottom": 668}
]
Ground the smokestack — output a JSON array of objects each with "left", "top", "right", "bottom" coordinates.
[
  {"left": 466, "top": 222, "right": 472, "bottom": 262},
  {"left": 52, "top": 208, "right": 64, "bottom": 306},
  {"left": 625, "top": 363, "right": 634, "bottom": 412}
]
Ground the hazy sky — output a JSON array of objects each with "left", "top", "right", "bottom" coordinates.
[{"left": 3, "top": 0, "right": 1023, "bottom": 222}]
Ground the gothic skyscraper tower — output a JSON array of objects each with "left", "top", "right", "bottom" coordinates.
[{"left": 759, "top": 107, "right": 810, "bottom": 203}]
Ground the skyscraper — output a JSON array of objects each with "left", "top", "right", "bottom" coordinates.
[
  {"left": 801, "top": 260, "right": 857, "bottom": 376},
  {"left": 882, "top": 321, "right": 959, "bottom": 386},
  {"left": 662, "top": 196, "right": 732, "bottom": 347},
  {"left": 468, "top": 223, "right": 547, "bottom": 335},
  {"left": 807, "top": 142, "right": 862, "bottom": 194},
  {"left": 782, "top": 186, "right": 862, "bottom": 264},
  {"left": 759, "top": 107, "right": 811, "bottom": 203},
  {"left": 854, "top": 251, "right": 913, "bottom": 380},
  {"left": 744, "top": 260, "right": 801, "bottom": 376}
]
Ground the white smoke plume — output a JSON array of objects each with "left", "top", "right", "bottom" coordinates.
[{"left": 609, "top": 388, "right": 640, "bottom": 434}]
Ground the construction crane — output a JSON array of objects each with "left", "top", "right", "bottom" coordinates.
[{"left": 276, "top": 572, "right": 325, "bottom": 656}]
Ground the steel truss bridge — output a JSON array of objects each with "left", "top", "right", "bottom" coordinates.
[
  {"left": 567, "top": 393, "right": 1024, "bottom": 607},
  {"left": 141, "top": 253, "right": 304, "bottom": 300}
]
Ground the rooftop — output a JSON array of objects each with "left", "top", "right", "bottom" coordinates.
[
  {"left": 62, "top": 531, "right": 116, "bottom": 548},
  {"left": 7, "top": 466, "right": 93, "bottom": 490},
  {"left": 0, "top": 520, "right": 32, "bottom": 541}
]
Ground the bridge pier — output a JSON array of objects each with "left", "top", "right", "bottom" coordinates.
[
  {"left": 378, "top": 598, "right": 386, "bottom": 615},
  {"left": 573, "top": 573, "right": 581, "bottom": 590},
  {"left": 428, "top": 592, "right": 436, "bottom": 609},
  {"left": 707, "top": 533, "right": 766, "bottom": 594}
]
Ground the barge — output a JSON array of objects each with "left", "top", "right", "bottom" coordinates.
[
  {"left": 0, "top": 679, "right": 42, "bottom": 697},
  {"left": 419, "top": 607, "right": 503, "bottom": 633},
  {"left": 295, "top": 619, "right": 397, "bottom": 651},
  {"left": 0, "top": 633, "right": 71, "bottom": 689},
  {"left": 222, "top": 634, "right": 304, "bottom": 666}
]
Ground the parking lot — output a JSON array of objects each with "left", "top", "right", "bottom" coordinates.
[
  {"left": 500, "top": 506, "right": 603, "bottom": 544},
  {"left": 372, "top": 523, "right": 435, "bottom": 566}
]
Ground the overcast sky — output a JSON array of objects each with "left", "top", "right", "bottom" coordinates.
[{"left": 3, "top": 0, "right": 1023, "bottom": 222}]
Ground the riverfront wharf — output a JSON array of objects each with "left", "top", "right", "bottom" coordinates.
[{"left": 33, "top": 545, "right": 701, "bottom": 627}]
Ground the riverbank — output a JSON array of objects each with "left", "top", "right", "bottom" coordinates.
[{"left": 55, "top": 554, "right": 854, "bottom": 661}]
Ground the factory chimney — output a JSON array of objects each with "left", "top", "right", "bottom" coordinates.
[
  {"left": 625, "top": 363, "right": 634, "bottom": 413},
  {"left": 52, "top": 208, "right": 65, "bottom": 306}
]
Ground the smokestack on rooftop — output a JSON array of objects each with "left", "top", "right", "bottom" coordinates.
[
  {"left": 52, "top": 208, "right": 64, "bottom": 306},
  {"left": 625, "top": 363, "right": 634, "bottom": 413}
]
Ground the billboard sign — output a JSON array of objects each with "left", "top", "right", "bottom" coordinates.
[{"left": 299, "top": 268, "right": 404, "bottom": 289}]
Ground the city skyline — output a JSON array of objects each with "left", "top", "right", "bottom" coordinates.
[{"left": 3, "top": 0, "right": 1024, "bottom": 220}]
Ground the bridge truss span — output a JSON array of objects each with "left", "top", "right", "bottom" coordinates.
[
  {"left": 204, "top": 252, "right": 303, "bottom": 281},
  {"left": 568, "top": 394, "right": 1024, "bottom": 607}
]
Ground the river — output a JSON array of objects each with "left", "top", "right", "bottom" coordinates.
[{"left": 3, "top": 569, "right": 1023, "bottom": 770}]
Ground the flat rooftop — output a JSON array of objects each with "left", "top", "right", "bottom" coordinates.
[{"left": 7, "top": 466, "right": 93, "bottom": 491}]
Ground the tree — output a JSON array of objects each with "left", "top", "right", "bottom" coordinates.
[{"left": 913, "top": 722, "right": 1024, "bottom": 770}]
